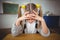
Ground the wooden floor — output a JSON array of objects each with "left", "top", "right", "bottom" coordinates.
[{"left": 3, "top": 33, "right": 60, "bottom": 40}]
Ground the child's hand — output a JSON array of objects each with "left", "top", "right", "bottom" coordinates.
[
  {"left": 17, "top": 11, "right": 32, "bottom": 21},
  {"left": 31, "top": 10, "right": 44, "bottom": 22},
  {"left": 15, "top": 11, "right": 31, "bottom": 26}
]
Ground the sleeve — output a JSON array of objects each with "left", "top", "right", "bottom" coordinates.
[
  {"left": 11, "top": 24, "right": 23, "bottom": 36},
  {"left": 37, "top": 27, "right": 50, "bottom": 37}
]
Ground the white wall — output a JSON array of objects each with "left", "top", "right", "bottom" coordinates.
[
  {"left": 0, "top": 0, "right": 60, "bottom": 28},
  {"left": 0, "top": 0, "right": 3, "bottom": 13},
  {"left": 0, "top": 14, "right": 18, "bottom": 28},
  {"left": 0, "top": 0, "right": 60, "bottom": 15}
]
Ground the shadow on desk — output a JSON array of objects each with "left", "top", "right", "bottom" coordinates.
[{"left": 3, "top": 33, "right": 60, "bottom": 40}]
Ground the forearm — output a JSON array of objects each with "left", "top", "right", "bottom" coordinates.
[
  {"left": 37, "top": 18, "right": 50, "bottom": 37},
  {"left": 40, "top": 18, "right": 49, "bottom": 34},
  {"left": 15, "top": 17, "right": 22, "bottom": 26},
  {"left": 11, "top": 24, "right": 23, "bottom": 36}
]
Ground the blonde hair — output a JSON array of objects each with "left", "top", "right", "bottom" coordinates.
[{"left": 18, "top": 3, "right": 42, "bottom": 18}]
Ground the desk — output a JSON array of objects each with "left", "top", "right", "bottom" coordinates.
[{"left": 3, "top": 33, "right": 60, "bottom": 40}]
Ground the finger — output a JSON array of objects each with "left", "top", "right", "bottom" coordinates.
[
  {"left": 26, "top": 14, "right": 31, "bottom": 17},
  {"left": 26, "top": 14, "right": 36, "bottom": 19},
  {"left": 24, "top": 11, "right": 29, "bottom": 15},
  {"left": 30, "top": 16, "right": 36, "bottom": 20},
  {"left": 30, "top": 14, "right": 36, "bottom": 17},
  {"left": 25, "top": 16, "right": 30, "bottom": 18},
  {"left": 25, "top": 17, "right": 30, "bottom": 20},
  {"left": 33, "top": 10, "right": 38, "bottom": 15}
]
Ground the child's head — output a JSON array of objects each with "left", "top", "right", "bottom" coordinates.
[
  {"left": 25, "top": 3, "right": 37, "bottom": 12},
  {"left": 25, "top": 3, "right": 37, "bottom": 23}
]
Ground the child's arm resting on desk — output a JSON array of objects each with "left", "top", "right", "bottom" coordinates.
[
  {"left": 11, "top": 11, "right": 29, "bottom": 36},
  {"left": 33, "top": 10, "right": 50, "bottom": 37},
  {"left": 11, "top": 24, "right": 23, "bottom": 36},
  {"left": 37, "top": 27, "right": 50, "bottom": 37},
  {"left": 37, "top": 19, "right": 50, "bottom": 37}
]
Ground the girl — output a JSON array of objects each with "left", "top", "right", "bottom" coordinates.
[{"left": 11, "top": 3, "right": 50, "bottom": 37}]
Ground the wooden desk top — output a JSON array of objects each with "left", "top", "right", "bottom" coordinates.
[{"left": 3, "top": 33, "right": 60, "bottom": 40}]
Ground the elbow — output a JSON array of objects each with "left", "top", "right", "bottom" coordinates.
[
  {"left": 41, "top": 29, "right": 50, "bottom": 37},
  {"left": 11, "top": 28, "right": 20, "bottom": 37},
  {"left": 43, "top": 29, "right": 49, "bottom": 34},
  {"left": 11, "top": 29, "right": 23, "bottom": 37},
  {"left": 38, "top": 28, "right": 50, "bottom": 37},
  {"left": 11, "top": 31, "right": 18, "bottom": 37}
]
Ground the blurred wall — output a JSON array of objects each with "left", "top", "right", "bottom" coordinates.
[{"left": 0, "top": 0, "right": 60, "bottom": 28}]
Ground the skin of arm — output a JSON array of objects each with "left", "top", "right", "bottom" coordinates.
[
  {"left": 15, "top": 11, "right": 30, "bottom": 26},
  {"left": 32, "top": 10, "right": 49, "bottom": 34},
  {"left": 11, "top": 11, "right": 30, "bottom": 36},
  {"left": 40, "top": 18, "right": 49, "bottom": 34}
]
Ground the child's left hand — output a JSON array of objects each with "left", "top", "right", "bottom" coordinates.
[{"left": 31, "top": 10, "right": 44, "bottom": 22}]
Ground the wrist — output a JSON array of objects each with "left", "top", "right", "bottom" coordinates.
[
  {"left": 39, "top": 17, "right": 44, "bottom": 21},
  {"left": 15, "top": 20, "right": 20, "bottom": 26},
  {"left": 18, "top": 17, "right": 23, "bottom": 22}
]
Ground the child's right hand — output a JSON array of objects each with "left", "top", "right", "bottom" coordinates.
[{"left": 15, "top": 11, "right": 30, "bottom": 26}]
